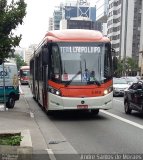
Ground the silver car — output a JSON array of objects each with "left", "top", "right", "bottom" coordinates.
[
  {"left": 113, "top": 78, "right": 130, "bottom": 96},
  {"left": 122, "top": 76, "right": 138, "bottom": 86}
]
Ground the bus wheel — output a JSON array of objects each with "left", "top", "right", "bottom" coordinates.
[
  {"left": 90, "top": 109, "right": 99, "bottom": 115},
  {"left": 6, "top": 95, "right": 15, "bottom": 109}
]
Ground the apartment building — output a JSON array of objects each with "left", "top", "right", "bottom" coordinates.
[
  {"left": 107, "top": 0, "right": 122, "bottom": 57},
  {"left": 107, "top": 0, "right": 142, "bottom": 61}
]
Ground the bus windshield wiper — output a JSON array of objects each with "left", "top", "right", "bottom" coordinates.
[
  {"left": 65, "top": 71, "right": 81, "bottom": 87},
  {"left": 89, "top": 79, "right": 101, "bottom": 86},
  {"left": 94, "top": 79, "right": 101, "bottom": 86}
]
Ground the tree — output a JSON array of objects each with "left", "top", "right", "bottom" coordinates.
[
  {"left": 114, "top": 57, "right": 140, "bottom": 77},
  {"left": 115, "top": 58, "right": 124, "bottom": 77},
  {"left": 14, "top": 54, "right": 27, "bottom": 70},
  {"left": 125, "top": 57, "right": 139, "bottom": 76},
  {"left": 0, "top": 0, "right": 27, "bottom": 60}
]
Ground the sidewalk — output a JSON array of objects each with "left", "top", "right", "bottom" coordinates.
[{"left": 0, "top": 94, "right": 50, "bottom": 159}]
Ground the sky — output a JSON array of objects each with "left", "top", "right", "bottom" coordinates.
[{"left": 14, "top": 0, "right": 96, "bottom": 48}]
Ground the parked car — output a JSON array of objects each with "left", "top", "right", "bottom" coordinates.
[
  {"left": 0, "top": 59, "right": 20, "bottom": 108},
  {"left": 113, "top": 78, "right": 130, "bottom": 96},
  {"left": 124, "top": 80, "right": 143, "bottom": 114}
]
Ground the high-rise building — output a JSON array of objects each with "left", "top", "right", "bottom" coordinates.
[
  {"left": 53, "top": 6, "right": 63, "bottom": 30},
  {"left": 14, "top": 47, "right": 25, "bottom": 60},
  {"left": 51, "top": 0, "right": 96, "bottom": 31},
  {"left": 107, "top": 0, "right": 143, "bottom": 62},
  {"left": 60, "top": 17, "right": 101, "bottom": 30},
  {"left": 48, "top": 17, "right": 54, "bottom": 31},
  {"left": 139, "top": 0, "right": 143, "bottom": 75},
  {"left": 95, "top": 0, "right": 108, "bottom": 21},
  {"left": 25, "top": 44, "right": 37, "bottom": 64},
  {"left": 63, "top": 4, "right": 96, "bottom": 21},
  {"left": 107, "top": 0, "right": 122, "bottom": 56},
  {"left": 95, "top": 0, "right": 108, "bottom": 35}
]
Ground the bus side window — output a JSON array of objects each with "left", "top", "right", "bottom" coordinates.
[
  {"left": 50, "top": 46, "right": 61, "bottom": 80},
  {"left": 42, "top": 45, "right": 49, "bottom": 65}
]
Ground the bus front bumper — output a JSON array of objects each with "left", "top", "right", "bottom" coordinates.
[{"left": 48, "top": 92, "right": 113, "bottom": 111}]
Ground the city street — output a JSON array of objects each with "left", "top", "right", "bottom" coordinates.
[
  {"left": 19, "top": 84, "right": 143, "bottom": 157},
  {"left": 0, "top": 0, "right": 143, "bottom": 160}
]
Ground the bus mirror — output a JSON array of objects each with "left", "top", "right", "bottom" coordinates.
[
  {"left": 0, "top": 59, "right": 3, "bottom": 65},
  {"left": 42, "top": 47, "right": 49, "bottom": 65}
]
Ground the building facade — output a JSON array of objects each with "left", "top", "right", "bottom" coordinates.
[
  {"left": 50, "top": 0, "right": 96, "bottom": 31},
  {"left": 95, "top": 0, "right": 108, "bottom": 35},
  {"left": 48, "top": 17, "right": 54, "bottom": 31},
  {"left": 53, "top": 6, "right": 63, "bottom": 30},
  {"left": 60, "top": 17, "right": 101, "bottom": 30},
  {"left": 63, "top": 5, "right": 96, "bottom": 22},
  {"left": 24, "top": 44, "right": 37, "bottom": 65},
  {"left": 139, "top": 0, "right": 143, "bottom": 75},
  {"left": 107, "top": 0, "right": 142, "bottom": 62}
]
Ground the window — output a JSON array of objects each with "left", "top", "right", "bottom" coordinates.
[{"left": 50, "top": 45, "right": 61, "bottom": 81}]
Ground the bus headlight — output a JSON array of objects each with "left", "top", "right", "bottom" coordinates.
[
  {"left": 55, "top": 90, "right": 60, "bottom": 96},
  {"left": 104, "top": 90, "right": 108, "bottom": 95},
  {"left": 48, "top": 86, "right": 61, "bottom": 96},
  {"left": 104, "top": 86, "right": 113, "bottom": 95}
]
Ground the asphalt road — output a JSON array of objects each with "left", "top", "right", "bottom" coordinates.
[{"left": 21, "top": 85, "right": 143, "bottom": 157}]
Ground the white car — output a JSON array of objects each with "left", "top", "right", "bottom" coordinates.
[
  {"left": 113, "top": 78, "right": 130, "bottom": 96},
  {"left": 122, "top": 76, "right": 138, "bottom": 86}
]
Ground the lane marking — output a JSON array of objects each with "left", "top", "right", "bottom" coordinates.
[
  {"left": 30, "top": 111, "right": 34, "bottom": 118},
  {"left": 19, "top": 85, "right": 24, "bottom": 95},
  {"left": 22, "top": 90, "right": 34, "bottom": 118},
  {"left": 46, "top": 149, "right": 57, "bottom": 160},
  {"left": 101, "top": 110, "right": 143, "bottom": 130}
]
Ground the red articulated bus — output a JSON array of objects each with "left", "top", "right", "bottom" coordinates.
[
  {"left": 19, "top": 66, "right": 30, "bottom": 85},
  {"left": 29, "top": 29, "right": 113, "bottom": 115}
]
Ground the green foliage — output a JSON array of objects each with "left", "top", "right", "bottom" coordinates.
[
  {"left": 114, "top": 57, "right": 139, "bottom": 77},
  {"left": 14, "top": 54, "right": 27, "bottom": 70},
  {"left": 114, "top": 58, "right": 124, "bottom": 77},
  {"left": 0, "top": 134, "right": 23, "bottom": 146},
  {"left": 0, "top": 0, "right": 27, "bottom": 59}
]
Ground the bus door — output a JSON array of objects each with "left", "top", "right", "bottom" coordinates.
[{"left": 43, "top": 65, "right": 48, "bottom": 108}]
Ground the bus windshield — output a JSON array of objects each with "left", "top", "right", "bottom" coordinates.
[
  {"left": 50, "top": 42, "right": 112, "bottom": 85},
  {"left": 21, "top": 70, "right": 30, "bottom": 77}
]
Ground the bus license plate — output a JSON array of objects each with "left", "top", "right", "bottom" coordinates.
[{"left": 77, "top": 105, "right": 88, "bottom": 109}]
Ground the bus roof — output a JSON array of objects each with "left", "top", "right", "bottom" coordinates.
[{"left": 44, "top": 29, "right": 110, "bottom": 42}]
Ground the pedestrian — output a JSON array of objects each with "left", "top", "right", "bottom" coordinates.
[{"left": 82, "top": 69, "right": 90, "bottom": 81}]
